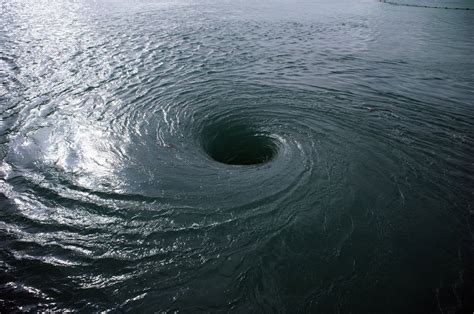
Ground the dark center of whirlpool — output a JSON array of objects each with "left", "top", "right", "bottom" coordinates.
[{"left": 200, "top": 121, "right": 278, "bottom": 165}]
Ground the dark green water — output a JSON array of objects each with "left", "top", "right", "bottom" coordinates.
[{"left": 1, "top": 0, "right": 473, "bottom": 312}]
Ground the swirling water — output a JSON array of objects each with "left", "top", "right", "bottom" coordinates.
[{"left": 1, "top": 0, "right": 473, "bottom": 312}]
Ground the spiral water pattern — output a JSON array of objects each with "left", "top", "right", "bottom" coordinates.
[{"left": 1, "top": 0, "right": 473, "bottom": 312}]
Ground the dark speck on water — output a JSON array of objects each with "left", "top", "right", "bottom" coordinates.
[{"left": 1, "top": 0, "right": 474, "bottom": 312}]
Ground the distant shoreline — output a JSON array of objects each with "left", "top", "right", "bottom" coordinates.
[{"left": 378, "top": 0, "right": 472, "bottom": 10}]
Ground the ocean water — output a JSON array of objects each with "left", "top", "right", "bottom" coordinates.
[{"left": 1, "top": 0, "right": 473, "bottom": 312}]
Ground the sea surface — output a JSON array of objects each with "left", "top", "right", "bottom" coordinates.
[{"left": 1, "top": 0, "right": 473, "bottom": 312}]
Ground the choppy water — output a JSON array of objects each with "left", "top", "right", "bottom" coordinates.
[{"left": 1, "top": 0, "right": 474, "bottom": 312}]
